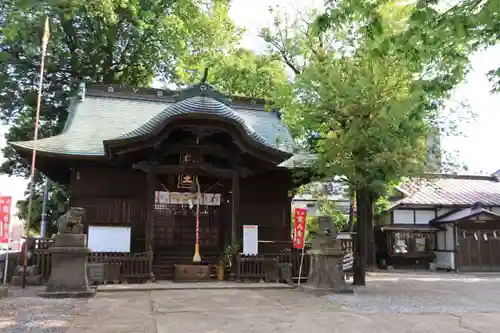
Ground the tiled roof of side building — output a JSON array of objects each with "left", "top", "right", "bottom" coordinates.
[
  {"left": 10, "top": 84, "right": 295, "bottom": 156},
  {"left": 391, "top": 173, "right": 500, "bottom": 207}
]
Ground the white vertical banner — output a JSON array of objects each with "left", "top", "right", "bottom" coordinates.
[{"left": 243, "top": 225, "right": 258, "bottom": 255}]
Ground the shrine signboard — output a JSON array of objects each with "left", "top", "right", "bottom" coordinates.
[
  {"left": 293, "top": 208, "right": 307, "bottom": 249},
  {"left": 177, "top": 152, "right": 196, "bottom": 188}
]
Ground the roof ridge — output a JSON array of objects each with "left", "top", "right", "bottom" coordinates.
[
  {"left": 423, "top": 173, "right": 498, "bottom": 181},
  {"left": 84, "top": 83, "right": 271, "bottom": 111}
]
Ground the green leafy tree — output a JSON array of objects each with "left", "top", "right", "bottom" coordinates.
[
  {"left": 0, "top": 0, "right": 241, "bottom": 236},
  {"left": 176, "top": 48, "right": 288, "bottom": 99},
  {"left": 317, "top": 199, "right": 349, "bottom": 231},
  {"left": 264, "top": 3, "right": 477, "bottom": 285}
]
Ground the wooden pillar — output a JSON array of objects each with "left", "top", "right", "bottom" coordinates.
[
  {"left": 230, "top": 171, "right": 240, "bottom": 280},
  {"left": 231, "top": 171, "right": 240, "bottom": 246},
  {"left": 145, "top": 171, "right": 156, "bottom": 252}
]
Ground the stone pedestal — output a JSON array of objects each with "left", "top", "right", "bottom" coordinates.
[
  {"left": 39, "top": 234, "right": 95, "bottom": 298},
  {"left": 299, "top": 216, "right": 353, "bottom": 296},
  {"left": 300, "top": 247, "right": 353, "bottom": 295}
]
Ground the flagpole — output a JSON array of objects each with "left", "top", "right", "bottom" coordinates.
[
  {"left": 297, "top": 240, "right": 306, "bottom": 286},
  {"left": 22, "top": 16, "right": 50, "bottom": 289},
  {"left": 3, "top": 218, "right": 12, "bottom": 285}
]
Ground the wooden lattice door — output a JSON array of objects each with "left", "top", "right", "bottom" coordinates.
[{"left": 153, "top": 203, "right": 221, "bottom": 252}]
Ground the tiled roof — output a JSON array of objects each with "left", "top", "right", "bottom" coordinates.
[
  {"left": 278, "top": 153, "right": 316, "bottom": 168},
  {"left": 293, "top": 179, "right": 349, "bottom": 202},
  {"left": 431, "top": 205, "right": 500, "bottom": 223},
  {"left": 391, "top": 174, "right": 500, "bottom": 207},
  {"left": 11, "top": 84, "right": 294, "bottom": 156}
]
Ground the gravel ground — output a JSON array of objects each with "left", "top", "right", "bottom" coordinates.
[
  {"left": 326, "top": 273, "right": 500, "bottom": 314},
  {"left": 0, "top": 287, "right": 88, "bottom": 333},
  {"left": 2, "top": 272, "right": 500, "bottom": 333}
]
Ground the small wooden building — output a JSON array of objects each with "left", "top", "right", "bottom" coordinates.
[
  {"left": 11, "top": 83, "right": 298, "bottom": 279},
  {"left": 375, "top": 173, "right": 500, "bottom": 272}
]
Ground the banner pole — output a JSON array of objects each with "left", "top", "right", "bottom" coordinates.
[
  {"left": 2, "top": 222, "right": 11, "bottom": 285},
  {"left": 297, "top": 243, "right": 305, "bottom": 286},
  {"left": 22, "top": 17, "right": 50, "bottom": 289}
]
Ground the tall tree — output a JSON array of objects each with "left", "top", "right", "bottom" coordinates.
[
  {"left": 175, "top": 48, "right": 288, "bottom": 99},
  {"left": 263, "top": 2, "right": 477, "bottom": 285},
  {"left": 0, "top": 0, "right": 241, "bottom": 235}
]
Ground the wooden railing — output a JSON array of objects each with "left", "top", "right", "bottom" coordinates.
[
  {"left": 236, "top": 238, "right": 355, "bottom": 283},
  {"left": 34, "top": 250, "right": 153, "bottom": 284}
]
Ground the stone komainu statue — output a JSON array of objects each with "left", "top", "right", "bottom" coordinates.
[{"left": 57, "top": 207, "right": 85, "bottom": 234}]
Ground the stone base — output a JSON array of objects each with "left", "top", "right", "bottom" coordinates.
[
  {"left": 298, "top": 283, "right": 353, "bottom": 296},
  {"left": 38, "top": 289, "right": 96, "bottom": 299},
  {"left": 43, "top": 241, "right": 93, "bottom": 297},
  {"left": 304, "top": 252, "right": 354, "bottom": 295},
  {"left": 0, "top": 286, "right": 8, "bottom": 298},
  {"left": 11, "top": 275, "right": 42, "bottom": 286}
]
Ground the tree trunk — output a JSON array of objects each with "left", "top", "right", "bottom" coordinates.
[
  {"left": 352, "top": 187, "right": 374, "bottom": 286},
  {"left": 348, "top": 192, "right": 355, "bottom": 232}
]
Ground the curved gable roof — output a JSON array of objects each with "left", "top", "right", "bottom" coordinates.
[
  {"left": 107, "top": 95, "right": 280, "bottom": 152},
  {"left": 10, "top": 84, "right": 294, "bottom": 157}
]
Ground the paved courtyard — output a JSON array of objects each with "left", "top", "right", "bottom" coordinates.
[{"left": 2, "top": 272, "right": 500, "bottom": 333}]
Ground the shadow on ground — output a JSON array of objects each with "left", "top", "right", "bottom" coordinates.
[{"left": 0, "top": 287, "right": 87, "bottom": 333}]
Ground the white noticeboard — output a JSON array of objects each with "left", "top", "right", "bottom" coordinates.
[
  {"left": 243, "top": 225, "right": 258, "bottom": 255},
  {"left": 88, "top": 226, "right": 131, "bottom": 252}
]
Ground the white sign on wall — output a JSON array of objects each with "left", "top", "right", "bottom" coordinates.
[
  {"left": 243, "top": 225, "right": 258, "bottom": 255},
  {"left": 88, "top": 226, "right": 131, "bottom": 252}
]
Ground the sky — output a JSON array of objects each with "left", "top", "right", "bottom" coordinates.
[{"left": 1, "top": 0, "right": 500, "bottom": 210}]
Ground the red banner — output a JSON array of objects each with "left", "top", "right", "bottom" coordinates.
[
  {"left": 293, "top": 208, "right": 307, "bottom": 249},
  {"left": 0, "top": 196, "right": 12, "bottom": 244}
]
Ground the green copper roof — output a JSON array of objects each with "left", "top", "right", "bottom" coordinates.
[
  {"left": 112, "top": 96, "right": 278, "bottom": 150},
  {"left": 11, "top": 84, "right": 294, "bottom": 157}
]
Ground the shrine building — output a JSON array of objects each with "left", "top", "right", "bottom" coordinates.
[{"left": 10, "top": 82, "right": 299, "bottom": 279}]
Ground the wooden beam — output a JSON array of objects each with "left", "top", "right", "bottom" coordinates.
[
  {"left": 133, "top": 161, "right": 236, "bottom": 178},
  {"left": 161, "top": 143, "right": 235, "bottom": 160}
]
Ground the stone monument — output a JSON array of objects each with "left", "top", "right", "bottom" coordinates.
[
  {"left": 39, "top": 207, "right": 95, "bottom": 298},
  {"left": 300, "top": 216, "right": 353, "bottom": 295}
]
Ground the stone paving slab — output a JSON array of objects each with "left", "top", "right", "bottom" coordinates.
[{"left": 97, "top": 281, "right": 293, "bottom": 293}]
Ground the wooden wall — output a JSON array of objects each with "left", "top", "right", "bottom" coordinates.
[
  {"left": 69, "top": 164, "right": 293, "bottom": 253},
  {"left": 70, "top": 164, "right": 147, "bottom": 251},
  {"left": 240, "top": 169, "right": 293, "bottom": 243}
]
